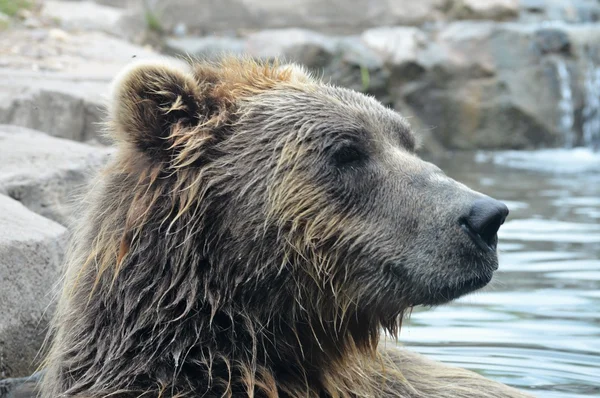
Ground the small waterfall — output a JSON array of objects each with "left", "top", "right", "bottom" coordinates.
[
  {"left": 582, "top": 61, "right": 600, "bottom": 150},
  {"left": 554, "top": 59, "right": 576, "bottom": 148}
]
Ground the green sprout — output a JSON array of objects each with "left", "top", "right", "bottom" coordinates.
[
  {"left": 360, "top": 65, "right": 371, "bottom": 92},
  {"left": 145, "top": 9, "right": 163, "bottom": 33}
]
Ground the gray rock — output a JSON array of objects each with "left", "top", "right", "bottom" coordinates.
[
  {"left": 434, "top": 21, "right": 497, "bottom": 74},
  {"left": 40, "top": 1, "right": 139, "bottom": 39},
  {"left": 0, "top": 125, "right": 112, "bottom": 226},
  {"left": 448, "top": 0, "right": 519, "bottom": 21},
  {"left": 361, "top": 27, "right": 429, "bottom": 85},
  {"left": 94, "top": 0, "right": 128, "bottom": 7},
  {"left": 519, "top": 0, "right": 546, "bottom": 12},
  {"left": 361, "top": 27, "right": 427, "bottom": 66},
  {"left": 520, "top": 0, "right": 600, "bottom": 23},
  {"left": 327, "top": 37, "right": 390, "bottom": 100},
  {"left": 402, "top": 76, "right": 556, "bottom": 149},
  {"left": 0, "top": 372, "right": 41, "bottom": 398},
  {"left": 533, "top": 28, "right": 571, "bottom": 55},
  {"left": 0, "top": 29, "right": 157, "bottom": 142},
  {"left": 136, "top": 0, "right": 448, "bottom": 35},
  {"left": 245, "top": 29, "right": 336, "bottom": 65},
  {"left": 172, "top": 22, "right": 188, "bottom": 37},
  {"left": 0, "top": 195, "right": 68, "bottom": 379},
  {"left": 0, "top": 80, "right": 105, "bottom": 143},
  {"left": 384, "top": 21, "right": 600, "bottom": 149},
  {"left": 244, "top": 29, "right": 390, "bottom": 99},
  {"left": 164, "top": 36, "right": 245, "bottom": 58}
]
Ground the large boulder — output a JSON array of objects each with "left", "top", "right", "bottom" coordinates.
[
  {"left": 326, "top": 37, "right": 391, "bottom": 102},
  {"left": 0, "top": 28, "right": 156, "bottom": 143},
  {"left": 0, "top": 125, "right": 112, "bottom": 227},
  {"left": 360, "top": 26, "right": 431, "bottom": 87},
  {"left": 448, "top": 0, "right": 519, "bottom": 21},
  {"left": 0, "top": 195, "right": 68, "bottom": 379},
  {"left": 247, "top": 29, "right": 391, "bottom": 101},
  {"left": 0, "top": 77, "right": 106, "bottom": 143},
  {"left": 0, "top": 373, "right": 41, "bottom": 398},
  {"left": 131, "top": 0, "right": 449, "bottom": 35},
  {"left": 520, "top": 0, "right": 600, "bottom": 23},
  {"left": 245, "top": 28, "right": 336, "bottom": 64},
  {"left": 164, "top": 36, "right": 246, "bottom": 59},
  {"left": 361, "top": 27, "right": 428, "bottom": 67},
  {"left": 391, "top": 21, "right": 600, "bottom": 149},
  {"left": 40, "top": 1, "right": 144, "bottom": 41}
]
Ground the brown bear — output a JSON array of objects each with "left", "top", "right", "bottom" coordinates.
[{"left": 41, "top": 57, "right": 532, "bottom": 398}]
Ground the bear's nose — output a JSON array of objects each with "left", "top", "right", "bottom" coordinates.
[{"left": 462, "top": 198, "right": 509, "bottom": 250}]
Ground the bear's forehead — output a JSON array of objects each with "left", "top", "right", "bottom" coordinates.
[
  {"left": 245, "top": 83, "right": 415, "bottom": 149},
  {"left": 323, "top": 86, "right": 411, "bottom": 135}
]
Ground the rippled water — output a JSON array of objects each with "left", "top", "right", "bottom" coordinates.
[{"left": 403, "top": 150, "right": 600, "bottom": 397}]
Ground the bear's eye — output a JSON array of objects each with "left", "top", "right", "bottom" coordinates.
[{"left": 331, "top": 145, "right": 366, "bottom": 167}]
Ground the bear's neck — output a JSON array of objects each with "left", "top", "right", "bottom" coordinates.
[{"left": 63, "top": 246, "right": 382, "bottom": 397}]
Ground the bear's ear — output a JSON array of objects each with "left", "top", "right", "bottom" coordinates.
[{"left": 109, "top": 59, "right": 204, "bottom": 155}]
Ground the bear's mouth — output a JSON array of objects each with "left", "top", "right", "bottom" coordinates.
[
  {"left": 451, "top": 272, "right": 493, "bottom": 299},
  {"left": 460, "top": 222, "right": 498, "bottom": 252},
  {"left": 421, "top": 271, "right": 494, "bottom": 306}
]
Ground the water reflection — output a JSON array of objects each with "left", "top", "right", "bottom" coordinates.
[{"left": 402, "top": 151, "right": 600, "bottom": 397}]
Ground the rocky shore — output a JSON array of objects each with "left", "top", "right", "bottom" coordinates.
[{"left": 1, "top": 1, "right": 599, "bottom": 396}]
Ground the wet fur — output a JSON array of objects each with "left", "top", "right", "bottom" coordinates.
[{"left": 41, "top": 58, "right": 532, "bottom": 398}]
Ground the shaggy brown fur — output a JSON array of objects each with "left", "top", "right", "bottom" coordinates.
[{"left": 41, "top": 57, "right": 532, "bottom": 398}]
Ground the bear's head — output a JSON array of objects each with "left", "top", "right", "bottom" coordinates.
[
  {"left": 48, "top": 58, "right": 508, "bottom": 396},
  {"left": 107, "top": 57, "right": 507, "bottom": 338}
]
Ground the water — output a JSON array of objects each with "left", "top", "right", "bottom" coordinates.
[
  {"left": 403, "top": 151, "right": 600, "bottom": 398},
  {"left": 554, "top": 59, "right": 576, "bottom": 149},
  {"left": 583, "top": 61, "right": 600, "bottom": 150},
  {"left": 553, "top": 54, "right": 600, "bottom": 151}
]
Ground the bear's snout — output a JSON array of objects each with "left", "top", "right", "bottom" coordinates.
[{"left": 460, "top": 197, "right": 509, "bottom": 253}]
